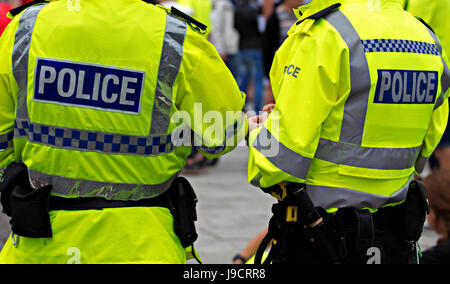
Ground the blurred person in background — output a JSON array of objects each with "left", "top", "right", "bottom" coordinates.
[
  {"left": 399, "top": 0, "right": 450, "bottom": 171},
  {"left": 421, "top": 170, "right": 450, "bottom": 264},
  {"left": 234, "top": 0, "right": 265, "bottom": 113},
  {"left": 210, "top": 0, "right": 239, "bottom": 74},
  {"left": 263, "top": 0, "right": 304, "bottom": 78}
]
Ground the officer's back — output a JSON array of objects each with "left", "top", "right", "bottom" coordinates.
[
  {"left": 254, "top": 0, "right": 450, "bottom": 209},
  {"left": 248, "top": 0, "right": 449, "bottom": 264},
  {"left": 0, "top": 0, "right": 245, "bottom": 264}
]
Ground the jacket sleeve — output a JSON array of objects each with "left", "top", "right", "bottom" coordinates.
[
  {"left": 415, "top": 49, "right": 450, "bottom": 173},
  {"left": 176, "top": 28, "right": 247, "bottom": 159},
  {"left": 0, "top": 20, "right": 19, "bottom": 177},
  {"left": 248, "top": 22, "right": 344, "bottom": 188}
]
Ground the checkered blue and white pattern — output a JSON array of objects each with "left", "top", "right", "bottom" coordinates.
[
  {"left": 0, "top": 131, "right": 14, "bottom": 151},
  {"left": 14, "top": 119, "right": 174, "bottom": 156},
  {"left": 362, "top": 39, "right": 440, "bottom": 55}
]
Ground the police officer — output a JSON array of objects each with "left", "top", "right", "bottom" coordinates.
[
  {"left": 0, "top": 0, "right": 246, "bottom": 263},
  {"left": 248, "top": 0, "right": 449, "bottom": 263}
]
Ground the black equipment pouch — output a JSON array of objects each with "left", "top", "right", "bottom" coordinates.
[
  {"left": 0, "top": 161, "right": 53, "bottom": 238},
  {"left": 396, "top": 180, "right": 430, "bottom": 242},
  {"left": 168, "top": 177, "right": 198, "bottom": 248},
  {"left": 336, "top": 208, "right": 375, "bottom": 263},
  {"left": 10, "top": 184, "right": 53, "bottom": 238}
]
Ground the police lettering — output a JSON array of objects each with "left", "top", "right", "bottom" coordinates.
[
  {"left": 284, "top": 64, "right": 301, "bottom": 78},
  {"left": 34, "top": 58, "right": 145, "bottom": 114},
  {"left": 374, "top": 69, "right": 438, "bottom": 104}
]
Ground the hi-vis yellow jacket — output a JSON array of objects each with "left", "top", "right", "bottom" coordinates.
[
  {"left": 248, "top": 0, "right": 450, "bottom": 210},
  {"left": 0, "top": 0, "right": 245, "bottom": 263}
]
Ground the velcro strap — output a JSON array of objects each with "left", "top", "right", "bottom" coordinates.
[
  {"left": 49, "top": 193, "right": 169, "bottom": 211},
  {"left": 355, "top": 209, "right": 374, "bottom": 255}
]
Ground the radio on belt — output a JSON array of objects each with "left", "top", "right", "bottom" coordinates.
[{"left": 33, "top": 58, "right": 145, "bottom": 114}]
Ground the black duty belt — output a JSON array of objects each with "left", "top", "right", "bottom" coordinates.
[{"left": 49, "top": 193, "right": 170, "bottom": 211}]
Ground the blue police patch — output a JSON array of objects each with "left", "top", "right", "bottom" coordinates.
[
  {"left": 34, "top": 58, "right": 145, "bottom": 114},
  {"left": 374, "top": 69, "right": 438, "bottom": 104}
]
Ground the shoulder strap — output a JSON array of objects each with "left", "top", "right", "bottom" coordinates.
[
  {"left": 143, "top": 1, "right": 208, "bottom": 33},
  {"left": 404, "top": 0, "right": 409, "bottom": 10},
  {"left": 9, "top": 0, "right": 48, "bottom": 17},
  {"left": 416, "top": 16, "right": 436, "bottom": 35},
  {"left": 170, "top": 6, "right": 207, "bottom": 32},
  {"left": 296, "top": 3, "right": 341, "bottom": 26}
]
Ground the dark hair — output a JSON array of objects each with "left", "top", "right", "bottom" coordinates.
[{"left": 422, "top": 170, "right": 450, "bottom": 235}]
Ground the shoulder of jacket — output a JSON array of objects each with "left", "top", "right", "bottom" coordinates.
[
  {"left": 295, "top": 2, "right": 341, "bottom": 27},
  {"left": 153, "top": 4, "right": 208, "bottom": 34},
  {"left": 8, "top": 0, "right": 49, "bottom": 17}
]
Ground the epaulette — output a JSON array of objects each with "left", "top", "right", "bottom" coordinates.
[
  {"left": 296, "top": 3, "right": 341, "bottom": 26},
  {"left": 403, "top": 0, "right": 410, "bottom": 10},
  {"left": 9, "top": 0, "right": 48, "bottom": 17},
  {"left": 416, "top": 16, "right": 436, "bottom": 34},
  {"left": 142, "top": 0, "right": 157, "bottom": 4},
  {"left": 170, "top": 6, "right": 207, "bottom": 32}
]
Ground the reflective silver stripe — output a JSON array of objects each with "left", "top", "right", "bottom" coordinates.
[
  {"left": 150, "top": 14, "right": 187, "bottom": 135},
  {"left": 253, "top": 126, "right": 312, "bottom": 180},
  {"left": 29, "top": 169, "right": 179, "bottom": 201},
  {"left": 415, "top": 154, "right": 428, "bottom": 173},
  {"left": 315, "top": 138, "right": 422, "bottom": 170},
  {"left": 323, "top": 10, "right": 371, "bottom": 145},
  {"left": 305, "top": 177, "right": 411, "bottom": 209},
  {"left": 425, "top": 26, "right": 450, "bottom": 110},
  {"left": 0, "top": 131, "right": 14, "bottom": 151},
  {"left": 14, "top": 118, "right": 174, "bottom": 156},
  {"left": 12, "top": 5, "right": 45, "bottom": 121}
]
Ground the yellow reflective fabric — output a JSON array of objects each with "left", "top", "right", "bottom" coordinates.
[
  {"left": 0, "top": 207, "right": 185, "bottom": 264},
  {"left": 248, "top": 0, "right": 449, "bottom": 209}
]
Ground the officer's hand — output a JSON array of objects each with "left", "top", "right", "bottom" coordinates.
[
  {"left": 248, "top": 115, "right": 263, "bottom": 132},
  {"left": 220, "top": 53, "right": 228, "bottom": 62},
  {"left": 262, "top": 103, "right": 275, "bottom": 113}
]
